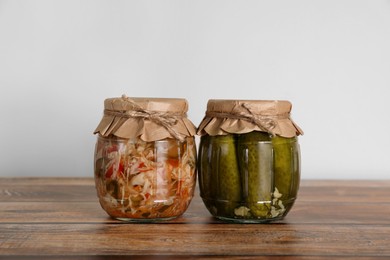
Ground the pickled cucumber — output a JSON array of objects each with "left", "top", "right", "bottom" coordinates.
[
  {"left": 198, "top": 135, "right": 212, "bottom": 199},
  {"left": 199, "top": 134, "right": 242, "bottom": 217},
  {"left": 272, "top": 136, "right": 298, "bottom": 202},
  {"left": 237, "top": 131, "right": 272, "bottom": 218},
  {"left": 199, "top": 132, "right": 300, "bottom": 221}
]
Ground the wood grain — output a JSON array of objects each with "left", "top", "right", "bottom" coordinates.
[{"left": 1, "top": 178, "right": 390, "bottom": 259}]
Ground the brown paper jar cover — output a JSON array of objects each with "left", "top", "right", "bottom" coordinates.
[
  {"left": 197, "top": 99, "right": 303, "bottom": 138},
  {"left": 94, "top": 96, "right": 196, "bottom": 142}
]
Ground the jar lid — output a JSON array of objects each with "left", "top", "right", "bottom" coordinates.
[
  {"left": 94, "top": 95, "right": 196, "bottom": 142},
  {"left": 197, "top": 99, "right": 303, "bottom": 137}
]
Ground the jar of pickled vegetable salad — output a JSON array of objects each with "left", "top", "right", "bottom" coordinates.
[
  {"left": 93, "top": 95, "right": 197, "bottom": 222},
  {"left": 197, "top": 100, "right": 303, "bottom": 223}
]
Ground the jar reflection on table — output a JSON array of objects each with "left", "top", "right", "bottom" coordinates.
[{"left": 94, "top": 136, "right": 197, "bottom": 222}]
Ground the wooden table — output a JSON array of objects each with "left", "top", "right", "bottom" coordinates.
[{"left": 0, "top": 178, "right": 389, "bottom": 259}]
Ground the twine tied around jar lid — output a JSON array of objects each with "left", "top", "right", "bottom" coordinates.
[
  {"left": 105, "top": 95, "right": 186, "bottom": 141},
  {"left": 197, "top": 99, "right": 303, "bottom": 138},
  {"left": 205, "top": 103, "right": 290, "bottom": 136},
  {"left": 94, "top": 95, "right": 196, "bottom": 142}
]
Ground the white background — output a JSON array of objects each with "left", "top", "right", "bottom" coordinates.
[{"left": 1, "top": 0, "right": 390, "bottom": 179}]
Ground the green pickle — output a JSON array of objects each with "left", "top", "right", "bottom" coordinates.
[
  {"left": 272, "top": 136, "right": 300, "bottom": 212},
  {"left": 199, "top": 131, "right": 300, "bottom": 222},
  {"left": 198, "top": 134, "right": 241, "bottom": 217},
  {"left": 237, "top": 131, "right": 273, "bottom": 218},
  {"left": 198, "top": 135, "right": 212, "bottom": 200}
]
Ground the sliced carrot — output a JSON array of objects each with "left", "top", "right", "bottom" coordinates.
[{"left": 167, "top": 158, "right": 180, "bottom": 168}]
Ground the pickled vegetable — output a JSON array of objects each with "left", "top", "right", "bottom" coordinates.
[
  {"left": 198, "top": 134, "right": 241, "bottom": 217},
  {"left": 272, "top": 136, "right": 300, "bottom": 209},
  {"left": 237, "top": 131, "right": 272, "bottom": 218},
  {"left": 198, "top": 135, "right": 212, "bottom": 200},
  {"left": 198, "top": 131, "right": 300, "bottom": 222},
  {"left": 94, "top": 136, "right": 196, "bottom": 220}
]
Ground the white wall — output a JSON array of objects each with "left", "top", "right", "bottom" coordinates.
[{"left": 1, "top": 0, "right": 390, "bottom": 179}]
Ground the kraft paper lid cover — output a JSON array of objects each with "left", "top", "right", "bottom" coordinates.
[
  {"left": 197, "top": 99, "right": 303, "bottom": 138},
  {"left": 94, "top": 95, "right": 196, "bottom": 142}
]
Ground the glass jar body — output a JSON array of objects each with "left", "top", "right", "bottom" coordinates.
[
  {"left": 94, "top": 135, "right": 197, "bottom": 222},
  {"left": 198, "top": 131, "right": 300, "bottom": 223}
]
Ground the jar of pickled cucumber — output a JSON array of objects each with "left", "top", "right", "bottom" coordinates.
[
  {"left": 197, "top": 99, "right": 303, "bottom": 223},
  {"left": 93, "top": 95, "right": 197, "bottom": 222}
]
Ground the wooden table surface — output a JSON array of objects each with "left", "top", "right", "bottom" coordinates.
[{"left": 0, "top": 178, "right": 389, "bottom": 259}]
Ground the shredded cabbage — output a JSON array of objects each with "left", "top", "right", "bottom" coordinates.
[{"left": 95, "top": 137, "right": 196, "bottom": 220}]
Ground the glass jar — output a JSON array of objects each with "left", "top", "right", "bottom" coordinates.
[
  {"left": 93, "top": 96, "right": 197, "bottom": 222},
  {"left": 197, "top": 100, "right": 303, "bottom": 223}
]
